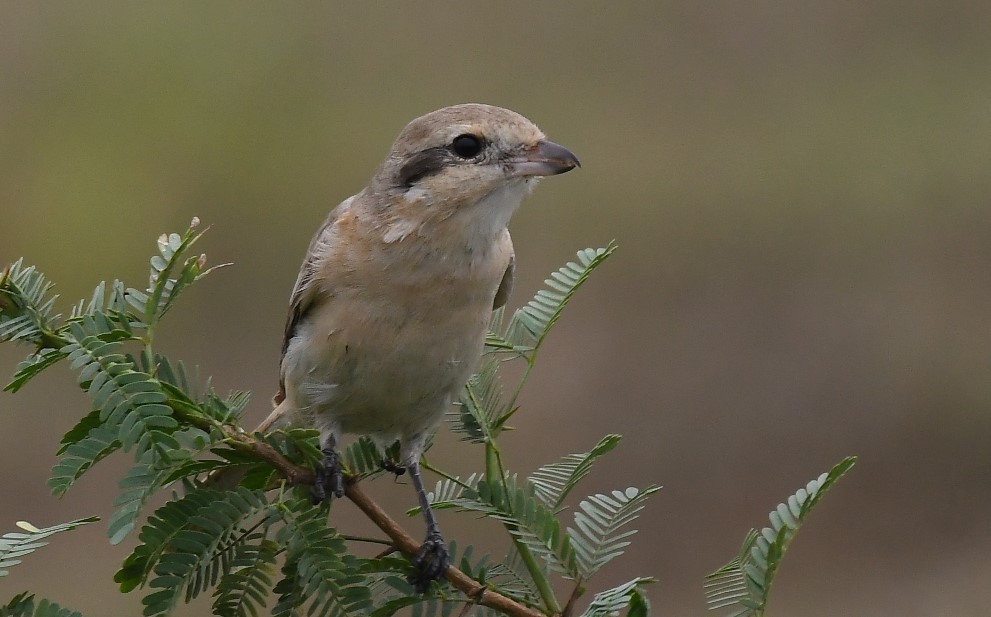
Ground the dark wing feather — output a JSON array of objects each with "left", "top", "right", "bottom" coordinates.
[
  {"left": 493, "top": 254, "right": 515, "bottom": 310},
  {"left": 274, "top": 201, "right": 348, "bottom": 403}
]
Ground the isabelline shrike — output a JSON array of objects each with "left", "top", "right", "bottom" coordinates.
[{"left": 228, "top": 104, "right": 578, "bottom": 590}]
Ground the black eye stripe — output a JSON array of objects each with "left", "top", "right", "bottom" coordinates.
[
  {"left": 398, "top": 146, "right": 449, "bottom": 187},
  {"left": 397, "top": 134, "right": 486, "bottom": 188}
]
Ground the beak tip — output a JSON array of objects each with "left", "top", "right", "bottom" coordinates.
[
  {"left": 510, "top": 139, "right": 581, "bottom": 177},
  {"left": 533, "top": 139, "right": 581, "bottom": 175}
]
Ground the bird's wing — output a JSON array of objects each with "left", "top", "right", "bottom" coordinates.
[
  {"left": 492, "top": 236, "right": 516, "bottom": 311},
  {"left": 493, "top": 252, "right": 515, "bottom": 310},
  {"left": 273, "top": 197, "right": 351, "bottom": 404}
]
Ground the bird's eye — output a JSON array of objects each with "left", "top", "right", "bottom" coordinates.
[{"left": 451, "top": 134, "right": 483, "bottom": 159}]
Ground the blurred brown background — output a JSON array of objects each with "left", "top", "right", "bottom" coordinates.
[{"left": 2, "top": 3, "right": 989, "bottom": 616}]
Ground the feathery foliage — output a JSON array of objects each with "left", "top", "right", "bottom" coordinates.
[
  {"left": 450, "top": 354, "right": 506, "bottom": 445},
  {"left": 528, "top": 434, "right": 621, "bottom": 510},
  {"left": 1, "top": 221, "right": 856, "bottom": 617},
  {"left": 125, "top": 221, "right": 229, "bottom": 332},
  {"left": 61, "top": 317, "right": 177, "bottom": 456},
  {"left": 578, "top": 577, "right": 654, "bottom": 617},
  {"left": 274, "top": 507, "right": 370, "bottom": 617},
  {"left": 0, "top": 593, "right": 83, "bottom": 617},
  {"left": 705, "top": 457, "right": 857, "bottom": 617},
  {"left": 49, "top": 412, "right": 120, "bottom": 496},
  {"left": 137, "top": 488, "right": 272, "bottom": 616},
  {"left": 503, "top": 243, "right": 617, "bottom": 352},
  {"left": 440, "top": 243, "right": 657, "bottom": 615},
  {"left": 429, "top": 475, "right": 581, "bottom": 577},
  {"left": 0, "top": 260, "right": 61, "bottom": 350},
  {"left": 211, "top": 537, "right": 279, "bottom": 617},
  {"left": 0, "top": 518, "right": 99, "bottom": 577},
  {"left": 568, "top": 486, "right": 661, "bottom": 579},
  {"left": 340, "top": 437, "right": 402, "bottom": 481},
  {"left": 423, "top": 473, "right": 482, "bottom": 505}
]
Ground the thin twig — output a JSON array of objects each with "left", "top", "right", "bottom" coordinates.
[
  {"left": 220, "top": 425, "right": 315, "bottom": 485},
  {"left": 374, "top": 545, "right": 401, "bottom": 559},
  {"left": 561, "top": 580, "right": 585, "bottom": 617},
  {"left": 421, "top": 459, "right": 473, "bottom": 489},
  {"left": 457, "top": 586, "right": 487, "bottom": 617},
  {"left": 340, "top": 534, "right": 394, "bottom": 546}
]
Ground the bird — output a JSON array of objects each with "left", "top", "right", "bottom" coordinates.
[{"left": 227, "top": 103, "right": 579, "bottom": 591}]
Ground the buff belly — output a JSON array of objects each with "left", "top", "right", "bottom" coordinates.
[{"left": 280, "top": 288, "right": 491, "bottom": 451}]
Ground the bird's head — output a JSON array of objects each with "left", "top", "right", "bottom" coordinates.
[{"left": 368, "top": 104, "right": 579, "bottom": 235}]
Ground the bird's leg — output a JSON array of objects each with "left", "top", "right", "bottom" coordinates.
[
  {"left": 311, "top": 435, "right": 345, "bottom": 504},
  {"left": 407, "top": 459, "right": 450, "bottom": 592}
]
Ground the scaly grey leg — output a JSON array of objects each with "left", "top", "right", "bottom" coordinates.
[{"left": 407, "top": 460, "right": 450, "bottom": 592}]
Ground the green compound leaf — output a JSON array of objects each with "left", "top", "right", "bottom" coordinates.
[
  {"left": 578, "top": 577, "right": 655, "bottom": 617},
  {"left": 528, "top": 434, "right": 622, "bottom": 510},
  {"left": 0, "top": 517, "right": 99, "bottom": 578},
  {"left": 705, "top": 457, "right": 857, "bottom": 617},
  {"left": 568, "top": 485, "right": 661, "bottom": 578}
]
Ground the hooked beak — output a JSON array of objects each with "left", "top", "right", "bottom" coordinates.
[{"left": 509, "top": 139, "right": 581, "bottom": 177}]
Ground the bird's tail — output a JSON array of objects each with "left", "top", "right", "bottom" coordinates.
[{"left": 204, "top": 399, "right": 294, "bottom": 490}]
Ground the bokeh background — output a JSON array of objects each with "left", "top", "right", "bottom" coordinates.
[{"left": 2, "top": 3, "right": 989, "bottom": 615}]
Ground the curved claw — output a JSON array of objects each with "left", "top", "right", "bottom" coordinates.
[
  {"left": 310, "top": 448, "right": 345, "bottom": 504},
  {"left": 408, "top": 531, "right": 450, "bottom": 593}
]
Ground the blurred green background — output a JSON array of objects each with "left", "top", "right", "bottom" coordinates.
[{"left": 2, "top": 3, "right": 989, "bottom": 615}]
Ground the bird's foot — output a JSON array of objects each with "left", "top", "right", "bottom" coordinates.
[
  {"left": 408, "top": 530, "right": 450, "bottom": 593},
  {"left": 381, "top": 460, "right": 407, "bottom": 477},
  {"left": 310, "top": 447, "right": 345, "bottom": 504}
]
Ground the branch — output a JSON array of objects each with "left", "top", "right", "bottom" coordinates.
[
  {"left": 346, "top": 483, "right": 544, "bottom": 617},
  {"left": 220, "top": 425, "right": 316, "bottom": 486},
  {"left": 225, "top": 429, "right": 547, "bottom": 617}
]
